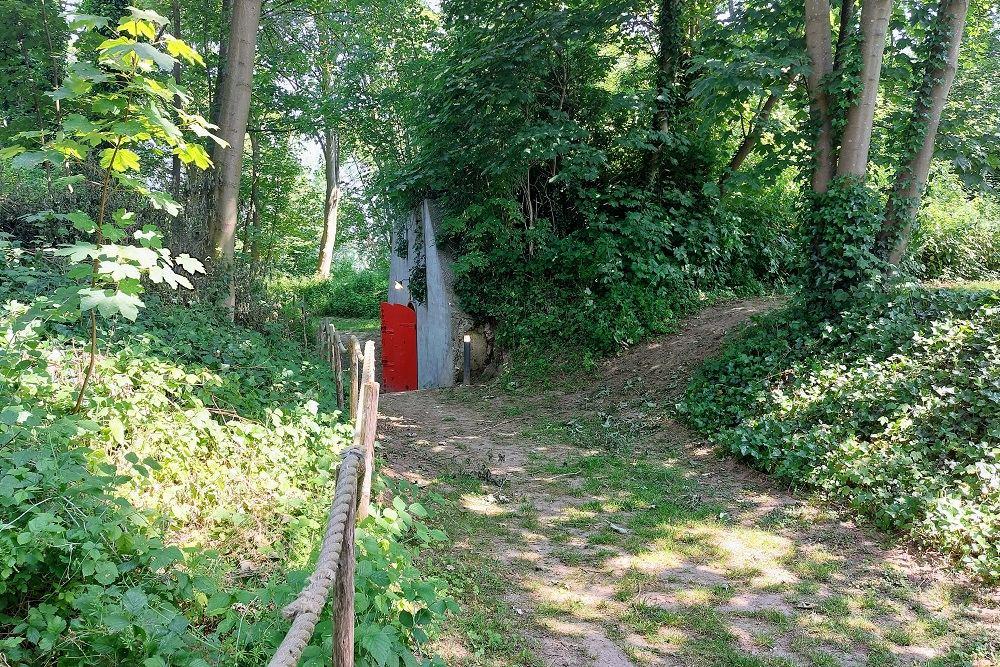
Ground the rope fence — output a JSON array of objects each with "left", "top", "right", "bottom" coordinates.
[{"left": 269, "top": 322, "right": 380, "bottom": 667}]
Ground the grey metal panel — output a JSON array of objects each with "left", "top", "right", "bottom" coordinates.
[
  {"left": 387, "top": 211, "right": 413, "bottom": 305},
  {"left": 416, "top": 200, "right": 454, "bottom": 389},
  {"left": 384, "top": 201, "right": 455, "bottom": 389}
]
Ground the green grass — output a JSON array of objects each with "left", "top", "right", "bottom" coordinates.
[{"left": 330, "top": 316, "right": 380, "bottom": 332}]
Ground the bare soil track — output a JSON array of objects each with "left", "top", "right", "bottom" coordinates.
[{"left": 378, "top": 299, "right": 999, "bottom": 667}]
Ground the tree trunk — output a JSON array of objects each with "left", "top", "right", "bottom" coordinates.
[
  {"left": 804, "top": 0, "right": 835, "bottom": 193},
  {"left": 877, "top": 0, "right": 968, "bottom": 265},
  {"left": 644, "top": 0, "right": 682, "bottom": 184},
  {"left": 171, "top": 0, "right": 182, "bottom": 201},
  {"left": 316, "top": 130, "right": 342, "bottom": 278},
  {"left": 653, "top": 0, "right": 680, "bottom": 135},
  {"left": 832, "top": 0, "right": 855, "bottom": 75},
  {"left": 246, "top": 130, "right": 262, "bottom": 271},
  {"left": 720, "top": 90, "right": 781, "bottom": 191},
  {"left": 836, "top": 0, "right": 893, "bottom": 178},
  {"left": 209, "top": 0, "right": 263, "bottom": 316}
]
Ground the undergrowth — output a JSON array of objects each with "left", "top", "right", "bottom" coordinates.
[
  {"left": 0, "top": 244, "right": 454, "bottom": 666},
  {"left": 683, "top": 284, "right": 1000, "bottom": 578}
]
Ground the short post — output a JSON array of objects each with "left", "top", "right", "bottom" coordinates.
[
  {"left": 356, "top": 381, "right": 380, "bottom": 522},
  {"left": 331, "top": 326, "right": 345, "bottom": 411},
  {"left": 463, "top": 334, "right": 472, "bottom": 386},
  {"left": 349, "top": 336, "right": 360, "bottom": 420},
  {"left": 331, "top": 480, "right": 357, "bottom": 667}
]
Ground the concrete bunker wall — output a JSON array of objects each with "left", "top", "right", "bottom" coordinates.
[{"left": 388, "top": 200, "right": 472, "bottom": 389}]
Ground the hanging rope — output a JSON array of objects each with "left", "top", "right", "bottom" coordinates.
[{"left": 267, "top": 446, "right": 363, "bottom": 667}]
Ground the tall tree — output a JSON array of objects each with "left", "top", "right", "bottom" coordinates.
[
  {"left": 209, "top": 0, "right": 263, "bottom": 314},
  {"left": 835, "top": 0, "right": 892, "bottom": 177},
  {"left": 316, "top": 130, "right": 341, "bottom": 277},
  {"left": 803, "top": 0, "right": 835, "bottom": 192},
  {"left": 876, "top": 0, "right": 970, "bottom": 264}
]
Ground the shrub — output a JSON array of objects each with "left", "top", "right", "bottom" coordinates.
[
  {"left": 1, "top": 246, "right": 453, "bottom": 665},
  {"left": 682, "top": 285, "right": 1000, "bottom": 578},
  {"left": 911, "top": 170, "right": 1000, "bottom": 281},
  {"left": 268, "top": 263, "right": 388, "bottom": 322}
]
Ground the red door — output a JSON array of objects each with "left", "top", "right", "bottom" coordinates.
[{"left": 380, "top": 303, "right": 417, "bottom": 392}]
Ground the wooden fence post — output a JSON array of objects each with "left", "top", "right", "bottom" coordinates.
[
  {"left": 332, "top": 476, "right": 357, "bottom": 667},
  {"left": 349, "top": 336, "right": 361, "bottom": 420},
  {"left": 330, "top": 325, "right": 345, "bottom": 410},
  {"left": 356, "top": 382, "right": 380, "bottom": 522}
]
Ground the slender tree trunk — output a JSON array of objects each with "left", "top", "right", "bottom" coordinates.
[
  {"left": 836, "top": 0, "right": 893, "bottom": 178},
  {"left": 316, "top": 130, "right": 341, "bottom": 278},
  {"left": 210, "top": 0, "right": 234, "bottom": 131},
  {"left": 209, "top": 0, "right": 263, "bottom": 316},
  {"left": 804, "top": 0, "right": 835, "bottom": 193},
  {"left": 877, "top": 0, "right": 968, "bottom": 265},
  {"left": 720, "top": 90, "right": 782, "bottom": 191},
  {"left": 171, "top": 0, "right": 182, "bottom": 201},
  {"left": 644, "top": 0, "right": 681, "bottom": 184},
  {"left": 243, "top": 130, "right": 262, "bottom": 275},
  {"left": 832, "top": 0, "right": 855, "bottom": 76}
]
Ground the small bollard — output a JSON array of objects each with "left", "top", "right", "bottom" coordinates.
[{"left": 463, "top": 334, "right": 472, "bottom": 386}]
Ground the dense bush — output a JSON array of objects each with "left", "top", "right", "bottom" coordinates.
[
  {"left": 0, "top": 244, "right": 453, "bottom": 665},
  {"left": 683, "top": 285, "right": 1000, "bottom": 578},
  {"left": 388, "top": 0, "right": 786, "bottom": 354},
  {"left": 911, "top": 170, "right": 1000, "bottom": 281},
  {"left": 268, "top": 262, "right": 388, "bottom": 321}
]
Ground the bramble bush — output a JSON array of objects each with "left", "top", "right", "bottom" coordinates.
[{"left": 682, "top": 284, "right": 1000, "bottom": 578}]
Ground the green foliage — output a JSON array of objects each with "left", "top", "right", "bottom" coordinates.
[
  {"left": 269, "top": 262, "right": 388, "bottom": 322},
  {"left": 911, "top": 169, "right": 1000, "bottom": 281},
  {"left": 1, "top": 245, "right": 454, "bottom": 664},
  {"left": 391, "top": 0, "right": 784, "bottom": 353},
  {"left": 802, "top": 177, "right": 890, "bottom": 310},
  {"left": 683, "top": 285, "right": 1000, "bottom": 578}
]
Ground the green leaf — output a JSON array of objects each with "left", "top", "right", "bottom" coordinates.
[
  {"left": 117, "top": 17, "right": 157, "bottom": 40},
  {"left": 165, "top": 37, "right": 205, "bottom": 66},
  {"left": 100, "top": 148, "right": 141, "bottom": 173},
  {"left": 65, "top": 212, "right": 97, "bottom": 233},
  {"left": 205, "top": 592, "right": 231, "bottom": 616},
  {"left": 175, "top": 254, "right": 205, "bottom": 275},
  {"left": 68, "top": 13, "right": 111, "bottom": 30},
  {"left": 78, "top": 288, "right": 144, "bottom": 321},
  {"left": 109, "top": 418, "right": 126, "bottom": 445},
  {"left": 94, "top": 560, "right": 118, "bottom": 585},
  {"left": 104, "top": 42, "right": 177, "bottom": 72},
  {"left": 128, "top": 7, "right": 169, "bottom": 26},
  {"left": 175, "top": 142, "right": 211, "bottom": 169},
  {"left": 54, "top": 241, "right": 100, "bottom": 263}
]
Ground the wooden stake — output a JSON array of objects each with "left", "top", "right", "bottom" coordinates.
[
  {"left": 361, "top": 341, "right": 375, "bottom": 385},
  {"left": 332, "top": 482, "right": 356, "bottom": 667},
  {"left": 332, "top": 326, "right": 345, "bottom": 410},
  {"left": 356, "top": 381, "right": 380, "bottom": 522},
  {"left": 349, "top": 336, "right": 360, "bottom": 420}
]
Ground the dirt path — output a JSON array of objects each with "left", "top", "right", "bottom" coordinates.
[{"left": 378, "top": 300, "right": 998, "bottom": 667}]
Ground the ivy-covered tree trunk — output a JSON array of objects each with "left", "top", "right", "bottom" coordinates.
[
  {"left": 835, "top": 0, "right": 892, "bottom": 178},
  {"left": 316, "top": 129, "right": 341, "bottom": 278},
  {"left": 803, "top": 0, "right": 835, "bottom": 193},
  {"left": 877, "top": 0, "right": 969, "bottom": 265},
  {"left": 645, "top": 0, "right": 682, "bottom": 184},
  {"left": 209, "top": 0, "right": 262, "bottom": 316}
]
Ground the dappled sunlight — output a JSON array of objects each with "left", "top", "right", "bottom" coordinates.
[{"left": 460, "top": 492, "right": 512, "bottom": 516}]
